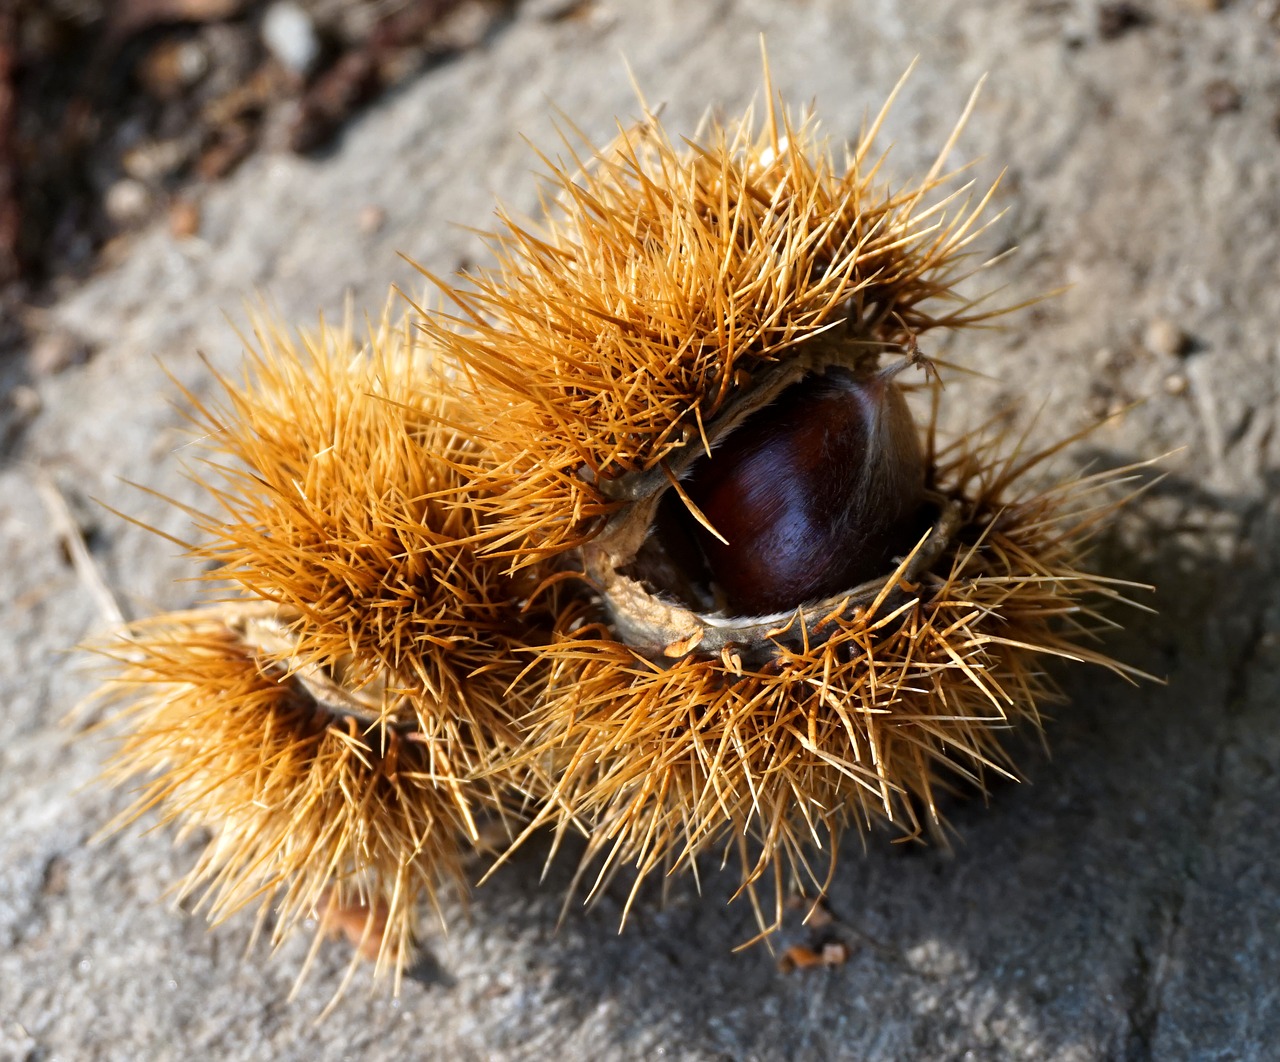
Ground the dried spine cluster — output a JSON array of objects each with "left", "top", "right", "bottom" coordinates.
[
  {"left": 97, "top": 72, "right": 1145, "bottom": 993},
  {"left": 100, "top": 313, "right": 540, "bottom": 990}
]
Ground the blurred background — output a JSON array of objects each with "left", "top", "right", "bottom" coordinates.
[{"left": 2, "top": 2, "right": 1279, "bottom": 1059}]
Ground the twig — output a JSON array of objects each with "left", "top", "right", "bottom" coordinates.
[{"left": 33, "top": 468, "right": 128, "bottom": 628}]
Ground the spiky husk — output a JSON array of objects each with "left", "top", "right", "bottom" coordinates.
[
  {"left": 408, "top": 77, "right": 1144, "bottom": 926},
  {"left": 99, "top": 609, "right": 471, "bottom": 994},
  {"left": 99, "top": 310, "right": 552, "bottom": 994},
  {"left": 419, "top": 79, "right": 1001, "bottom": 562},
  {"left": 514, "top": 426, "right": 1146, "bottom": 928},
  {"left": 93, "top": 68, "right": 1150, "bottom": 993},
  {"left": 180, "top": 309, "right": 534, "bottom": 706}
]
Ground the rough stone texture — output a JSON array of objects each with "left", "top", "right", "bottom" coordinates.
[{"left": 3, "top": 1, "right": 1279, "bottom": 1059}]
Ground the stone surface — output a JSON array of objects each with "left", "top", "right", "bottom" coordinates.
[{"left": 3, "top": 1, "right": 1279, "bottom": 1059}]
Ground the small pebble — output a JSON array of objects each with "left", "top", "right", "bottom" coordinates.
[
  {"left": 1093, "top": 345, "right": 1135, "bottom": 376},
  {"left": 1204, "top": 78, "right": 1242, "bottom": 116},
  {"left": 1163, "top": 373, "right": 1189, "bottom": 396},
  {"left": 1087, "top": 384, "right": 1129, "bottom": 420},
  {"left": 138, "top": 39, "right": 209, "bottom": 98},
  {"left": 1143, "top": 318, "right": 1187, "bottom": 357},
  {"left": 41, "top": 856, "right": 69, "bottom": 897},
  {"left": 432, "top": 0, "right": 502, "bottom": 51},
  {"left": 262, "top": 2, "right": 321, "bottom": 78},
  {"left": 8, "top": 385, "right": 42, "bottom": 419},
  {"left": 28, "top": 331, "right": 90, "bottom": 376},
  {"left": 820, "top": 942, "right": 850, "bottom": 965},
  {"left": 1098, "top": 2, "right": 1149, "bottom": 39},
  {"left": 778, "top": 941, "right": 850, "bottom": 971},
  {"left": 104, "top": 178, "right": 152, "bottom": 227},
  {"left": 170, "top": 198, "right": 202, "bottom": 240},
  {"left": 358, "top": 204, "right": 387, "bottom": 235},
  {"left": 122, "top": 138, "right": 191, "bottom": 182}
]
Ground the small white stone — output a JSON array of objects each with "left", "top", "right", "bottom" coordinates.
[
  {"left": 173, "top": 40, "right": 210, "bottom": 86},
  {"left": 1143, "top": 318, "right": 1187, "bottom": 358},
  {"left": 104, "top": 178, "right": 151, "bottom": 226},
  {"left": 262, "top": 2, "right": 321, "bottom": 78},
  {"left": 357, "top": 204, "right": 387, "bottom": 235},
  {"left": 8, "top": 384, "right": 42, "bottom": 419}
]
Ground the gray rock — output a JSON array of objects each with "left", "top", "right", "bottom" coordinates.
[{"left": 3, "top": 1, "right": 1278, "bottom": 1058}]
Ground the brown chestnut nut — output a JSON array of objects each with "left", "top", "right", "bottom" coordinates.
[{"left": 675, "top": 365, "right": 927, "bottom": 615}]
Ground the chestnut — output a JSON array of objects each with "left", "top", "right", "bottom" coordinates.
[{"left": 672, "top": 365, "right": 927, "bottom": 615}]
